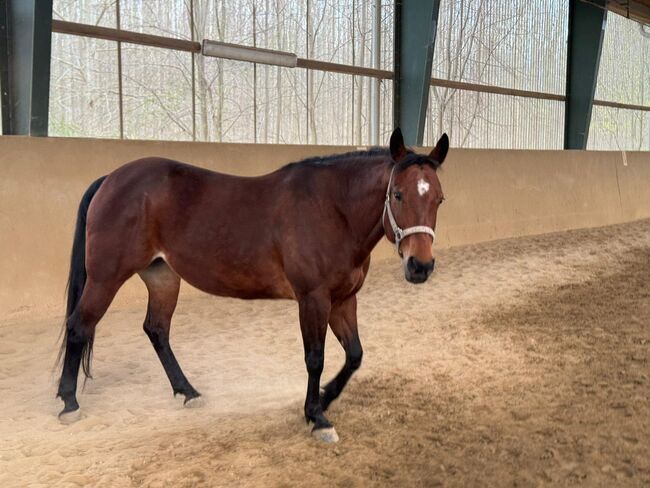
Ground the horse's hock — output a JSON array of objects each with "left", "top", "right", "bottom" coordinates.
[{"left": 2, "top": 136, "right": 650, "bottom": 317}]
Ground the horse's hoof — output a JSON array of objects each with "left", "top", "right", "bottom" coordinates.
[
  {"left": 312, "top": 426, "right": 339, "bottom": 443},
  {"left": 58, "top": 408, "right": 81, "bottom": 425},
  {"left": 184, "top": 395, "right": 205, "bottom": 408}
]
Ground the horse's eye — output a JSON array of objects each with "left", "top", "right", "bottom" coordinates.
[{"left": 394, "top": 191, "right": 402, "bottom": 201}]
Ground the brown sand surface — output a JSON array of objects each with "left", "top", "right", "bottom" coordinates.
[{"left": 1, "top": 220, "right": 649, "bottom": 487}]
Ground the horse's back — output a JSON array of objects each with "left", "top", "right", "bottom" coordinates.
[
  {"left": 100, "top": 157, "right": 219, "bottom": 194},
  {"left": 90, "top": 156, "right": 265, "bottom": 219}
]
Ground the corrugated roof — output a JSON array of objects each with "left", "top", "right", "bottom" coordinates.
[{"left": 583, "top": 0, "right": 650, "bottom": 25}]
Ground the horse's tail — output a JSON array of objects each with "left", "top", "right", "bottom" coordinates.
[{"left": 57, "top": 176, "right": 107, "bottom": 378}]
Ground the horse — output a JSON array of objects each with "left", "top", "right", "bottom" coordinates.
[{"left": 56, "top": 128, "right": 449, "bottom": 442}]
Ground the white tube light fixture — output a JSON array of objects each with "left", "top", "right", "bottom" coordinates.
[{"left": 202, "top": 40, "right": 297, "bottom": 68}]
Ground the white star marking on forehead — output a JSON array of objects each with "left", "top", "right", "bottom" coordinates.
[{"left": 417, "top": 178, "right": 430, "bottom": 196}]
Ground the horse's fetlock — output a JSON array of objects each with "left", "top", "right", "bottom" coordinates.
[
  {"left": 348, "top": 350, "right": 363, "bottom": 371},
  {"left": 320, "top": 386, "right": 337, "bottom": 411},
  {"left": 343, "top": 339, "right": 363, "bottom": 370},
  {"left": 57, "top": 387, "right": 79, "bottom": 409},
  {"left": 305, "top": 403, "right": 323, "bottom": 420}
]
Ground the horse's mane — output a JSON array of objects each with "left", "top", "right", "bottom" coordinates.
[
  {"left": 281, "top": 147, "right": 389, "bottom": 170},
  {"left": 281, "top": 147, "right": 440, "bottom": 172}
]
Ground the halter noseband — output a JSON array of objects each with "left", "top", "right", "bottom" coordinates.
[{"left": 382, "top": 165, "right": 436, "bottom": 256}]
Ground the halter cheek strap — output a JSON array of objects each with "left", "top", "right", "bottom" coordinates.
[{"left": 382, "top": 165, "right": 436, "bottom": 255}]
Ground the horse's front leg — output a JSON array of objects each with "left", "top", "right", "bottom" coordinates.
[{"left": 297, "top": 291, "right": 337, "bottom": 442}]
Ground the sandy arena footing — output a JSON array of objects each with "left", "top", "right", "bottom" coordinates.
[{"left": 1, "top": 220, "right": 649, "bottom": 487}]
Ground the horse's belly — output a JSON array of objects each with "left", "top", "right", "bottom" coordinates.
[{"left": 165, "top": 255, "right": 296, "bottom": 300}]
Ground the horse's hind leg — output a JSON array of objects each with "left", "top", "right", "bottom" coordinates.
[
  {"left": 320, "top": 295, "right": 363, "bottom": 412},
  {"left": 139, "top": 260, "right": 201, "bottom": 406},
  {"left": 298, "top": 291, "right": 338, "bottom": 442},
  {"left": 58, "top": 279, "right": 122, "bottom": 423}
]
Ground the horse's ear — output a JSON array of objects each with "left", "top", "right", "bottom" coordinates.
[
  {"left": 389, "top": 128, "right": 408, "bottom": 163},
  {"left": 430, "top": 133, "right": 449, "bottom": 166}
]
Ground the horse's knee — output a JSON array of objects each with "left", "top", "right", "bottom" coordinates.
[
  {"left": 347, "top": 343, "right": 363, "bottom": 371},
  {"left": 305, "top": 348, "right": 324, "bottom": 375}
]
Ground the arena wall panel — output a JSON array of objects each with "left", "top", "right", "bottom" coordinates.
[{"left": 1, "top": 136, "right": 648, "bottom": 317}]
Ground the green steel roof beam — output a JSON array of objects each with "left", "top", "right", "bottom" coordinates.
[
  {"left": 0, "top": 0, "right": 53, "bottom": 136},
  {"left": 564, "top": 0, "right": 607, "bottom": 149},
  {"left": 393, "top": 0, "right": 441, "bottom": 146}
]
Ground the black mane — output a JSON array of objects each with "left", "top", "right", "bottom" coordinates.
[
  {"left": 281, "top": 146, "right": 440, "bottom": 172},
  {"left": 282, "top": 147, "right": 389, "bottom": 170},
  {"left": 281, "top": 147, "right": 440, "bottom": 173}
]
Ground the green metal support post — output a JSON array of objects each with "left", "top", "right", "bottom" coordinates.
[
  {"left": 393, "top": 0, "right": 441, "bottom": 146},
  {"left": 0, "top": 0, "right": 53, "bottom": 136},
  {"left": 564, "top": 0, "right": 607, "bottom": 149}
]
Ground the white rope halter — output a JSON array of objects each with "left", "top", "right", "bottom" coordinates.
[{"left": 382, "top": 165, "right": 436, "bottom": 256}]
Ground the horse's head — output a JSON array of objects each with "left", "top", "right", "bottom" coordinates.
[{"left": 383, "top": 128, "right": 449, "bottom": 284}]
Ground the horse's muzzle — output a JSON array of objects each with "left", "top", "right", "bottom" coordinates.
[{"left": 405, "top": 257, "right": 435, "bottom": 284}]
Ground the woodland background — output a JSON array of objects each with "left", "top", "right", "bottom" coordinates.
[{"left": 46, "top": 0, "right": 650, "bottom": 149}]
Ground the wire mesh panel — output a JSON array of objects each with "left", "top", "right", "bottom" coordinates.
[
  {"left": 120, "top": 0, "right": 191, "bottom": 39},
  {"left": 424, "top": 89, "right": 564, "bottom": 149},
  {"left": 589, "top": 106, "right": 650, "bottom": 151},
  {"left": 425, "top": 0, "right": 568, "bottom": 149},
  {"left": 49, "top": 0, "right": 397, "bottom": 144},
  {"left": 305, "top": 1, "right": 393, "bottom": 69},
  {"left": 307, "top": 71, "right": 354, "bottom": 145},
  {"left": 589, "top": 14, "right": 650, "bottom": 150},
  {"left": 594, "top": 14, "right": 650, "bottom": 106},
  {"left": 121, "top": 44, "right": 194, "bottom": 140},
  {"left": 53, "top": 0, "right": 117, "bottom": 27},
  {"left": 251, "top": 65, "right": 308, "bottom": 144},
  {"left": 194, "top": 57, "right": 256, "bottom": 143},
  {"left": 379, "top": 78, "right": 393, "bottom": 144},
  {"left": 47, "top": 0, "right": 649, "bottom": 148},
  {"left": 431, "top": 0, "right": 568, "bottom": 94},
  {"left": 49, "top": 33, "right": 120, "bottom": 138}
]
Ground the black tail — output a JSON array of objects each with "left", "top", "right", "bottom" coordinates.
[{"left": 57, "top": 176, "right": 107, "bottom": 378}]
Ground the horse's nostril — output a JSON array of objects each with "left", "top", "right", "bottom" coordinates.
[
  {"left": 406, "top": 256, "right": 418, "bottom": 274},
  {"left": 407, "top": 257, "right": 434, "bottom": 277}
]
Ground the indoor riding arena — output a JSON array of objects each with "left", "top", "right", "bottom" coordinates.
[{"left": 1, "top": 1, "right": 650, "bottom": 487}]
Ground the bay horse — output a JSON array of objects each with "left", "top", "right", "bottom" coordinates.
[{"left": 56, "top": 128, "right": 449, "bottom": 442}]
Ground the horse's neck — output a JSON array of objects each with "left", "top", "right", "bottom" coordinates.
[{"left": 337, "top": 159, "right": 391, "bottom": 261}]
